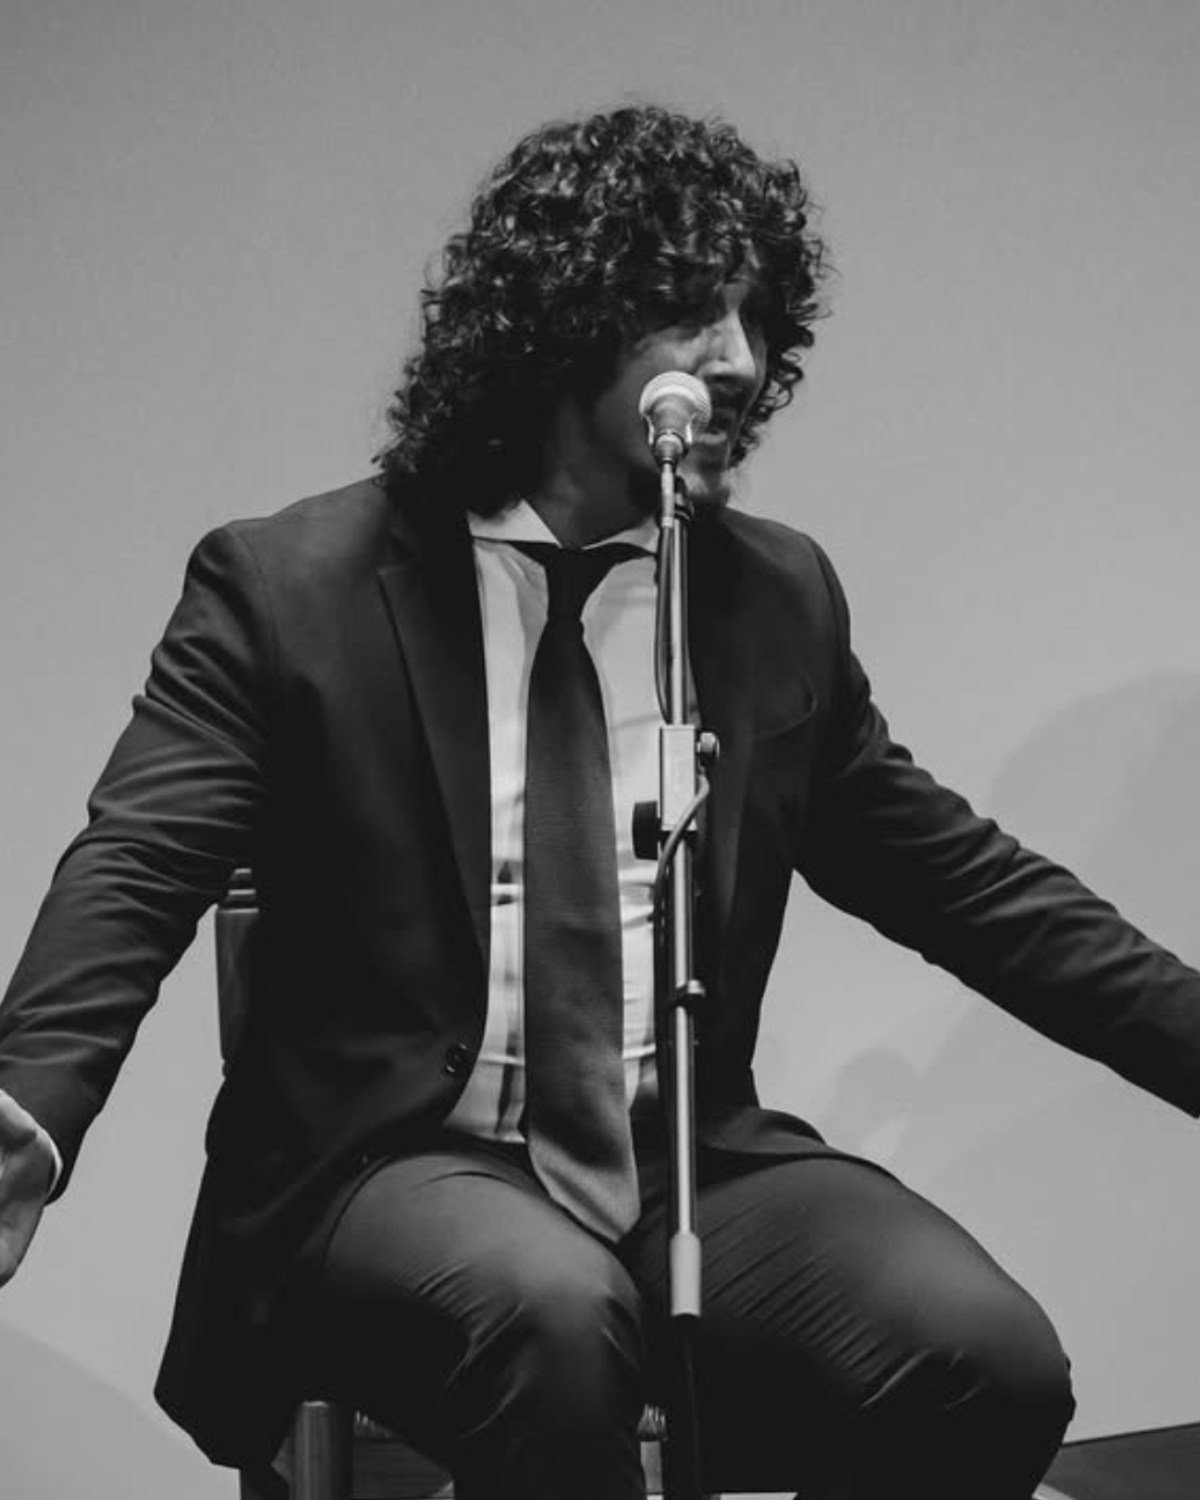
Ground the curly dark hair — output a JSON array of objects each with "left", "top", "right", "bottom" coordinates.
[{"left": 377, "top": 103, "right": 829, "bottom": 512}]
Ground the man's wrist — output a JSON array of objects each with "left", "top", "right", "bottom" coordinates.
[
  {"left": 6, "top": 1108, "right": 64, "bottom": 1195},
  {"left": 32, "top": 1122, "right": 62, "bottom": 1195},
  {"left": 0, "top": 1090, "right": 61, "bottom": 1197},
  {"left": 36, "top": 1128, "right": 60, "bottom": 1194}
]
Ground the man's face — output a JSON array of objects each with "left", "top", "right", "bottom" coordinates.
[{"left": 580, "top": 273, "right": 771, "bottom": 511}]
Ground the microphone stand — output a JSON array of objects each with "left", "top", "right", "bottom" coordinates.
[{"left": 635, "top": 456, "right": 717, "bottom": 1500}]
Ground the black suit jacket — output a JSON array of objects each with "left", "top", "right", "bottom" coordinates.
[{"left": 3, "top": 477, "right": 1199, "bottom": 1464}]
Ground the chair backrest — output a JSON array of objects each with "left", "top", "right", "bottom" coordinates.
[{"left": 216, "top": 866, "right": 258, "bottom": 1070}]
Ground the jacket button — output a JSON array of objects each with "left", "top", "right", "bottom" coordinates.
[{"left": 442, "top": 1043, "right": 472, "bottom": 1077}]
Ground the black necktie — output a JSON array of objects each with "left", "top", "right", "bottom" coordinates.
[{"left": 520, "top": 543, "right": 642, "bottom": 1240}]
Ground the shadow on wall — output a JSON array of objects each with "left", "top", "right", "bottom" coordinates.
[
  {"left": 819, "top": 671, "right": 1200, "bottom": 1165},
  {"left": 0, "top": 1319, "right": 229, "bottom": 1500},
  {"left": 807, "top": 674, "right": 1200, "bottom": 1429},
  {"left": 817, "top": 675, "right": 1200, "bottom": 1301}
]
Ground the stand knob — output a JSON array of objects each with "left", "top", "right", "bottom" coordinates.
[{"left": 632, "top": 799, "right": 660, "bottom": 861}]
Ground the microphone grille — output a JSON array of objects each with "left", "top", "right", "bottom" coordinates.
[{"left": 637, "top": 371, "right": 712, "bottom": 428}]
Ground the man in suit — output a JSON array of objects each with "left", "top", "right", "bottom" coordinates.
[{"left": 2, "top": 103, "right": 1199, "bottom": 1500}]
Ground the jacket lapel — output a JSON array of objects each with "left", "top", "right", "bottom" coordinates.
[
  {"left": 376, "top": 499, "right": 491, "bottom": 976},
  {"left": 688, "top": 511, "right": 757, "bottom": 948}
]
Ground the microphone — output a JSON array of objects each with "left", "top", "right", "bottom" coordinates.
[{"left": 638, "top": 372, "right": 712, "bottom": 467}]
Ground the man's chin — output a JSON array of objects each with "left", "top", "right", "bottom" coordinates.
[
  {"left": 630, "top": 454, "right": 733, "bottom": 515},
  {"left": 681, "top": 453, "right": 734, "bottom": 509}
]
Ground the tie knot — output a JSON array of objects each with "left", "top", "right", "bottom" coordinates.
[{"left": 519, "top": 542, "right": 643, "bottom": 622}]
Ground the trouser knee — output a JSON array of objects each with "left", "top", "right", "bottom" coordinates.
[
  {"left": 969, "top": 1309, "right": 1075, "bottom": 1489},
  {"left": 451, "top": 1248, "right": 647, "bottom": 1443},
  {"left": 863, "top": 1288, "right": 1075, "bottom": 1498},
  {"left": 445, "top": 1251, "right": 647, "bottom": 1500}
]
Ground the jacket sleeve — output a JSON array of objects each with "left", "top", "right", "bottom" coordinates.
[
  {"left": 796, "top": 543, "right": 1200, "bottom": 1117},
  {"left": 0, "top": 525, "right": 275, "bottom": 1195}
]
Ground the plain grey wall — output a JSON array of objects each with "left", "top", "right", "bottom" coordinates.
[{"left": 2, "top": 2, "right": 1198, "bottom": 1495}]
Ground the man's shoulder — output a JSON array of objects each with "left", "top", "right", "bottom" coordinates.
[
  {"left": 701, "top": 505, "right": 835, "bottom": 589},
  {"left": 217, "top": 477, "right": 394, "bottom": 566},
  {"left": 717, "top": 505, "right": 818, "bottom": 551},
  {"left": 177, "top": 478, "right": 415, "bottom": 612}
]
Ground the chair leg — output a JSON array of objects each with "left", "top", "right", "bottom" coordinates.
[{"left": 290, "top": 1400, "right": 353, "bottom": 1500}]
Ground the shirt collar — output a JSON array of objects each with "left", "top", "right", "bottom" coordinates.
[{"left": 468, "top": 497, "right": 658, "bottom": 555}]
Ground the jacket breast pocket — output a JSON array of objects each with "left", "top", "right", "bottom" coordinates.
[{"left": 739, "top": 699, "right": 820, "bottom": 872}]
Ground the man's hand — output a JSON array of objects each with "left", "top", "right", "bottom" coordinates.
[{"left": 0, "top": 1089, "right": 56, "bottom": 1287}]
